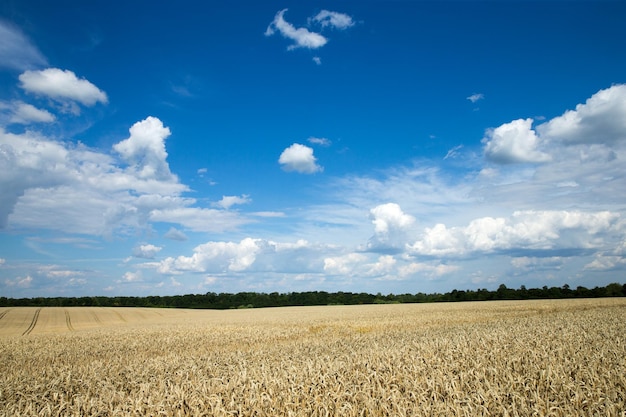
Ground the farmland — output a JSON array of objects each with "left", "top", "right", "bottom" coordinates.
[{"left": 1, "top": 299, "right": 625, "bottom": 416}]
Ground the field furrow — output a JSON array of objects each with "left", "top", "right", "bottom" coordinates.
[
  {"left": 21, "top": 307, "right": 41, "bottom": 336},
  {"left": 65, "top": 310, "right": 75, "bottom": 332}
]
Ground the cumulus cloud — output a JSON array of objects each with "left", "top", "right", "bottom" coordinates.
[
  {"left": 483, "top": 118, "right": 551, "bottom": 164},
  {"left": 156, "top": 238, "right": 263, "bottom": 274},
  {"left": 370, "top": 203, "right": 415, "bottom": 235},
  {"left": 323, "top": 253, "right": 368, "bottom": 275},
  {"left": 0, "top": 115, "right": 251, "bottom": 236},
  {"left": 114, "top": 116, "right": 175, "bottom": 181},
  {"left": 279, "top": 143, "right": 323, "bottom": 174},
  {"left": 1, "top": 101, "right": 55, "bottom": 124},
  {"left": 538, "top": 84, "right": 626, "bottom": 145},
  {"left": 213, "top": 195, "right": 251, "bottom": 210},
  {"left": 311, "top": 10, "right": 355, "bottom": 29},
  {"left": 133, "top": 244, "right": 162, "bottom": 259},
  {"left": 408, "top": 210, "right": 620, "bottom": 258},
  {"left": 19, "top": 68, "right": 108, "bottom": 109},
  {"left": 120, "top": 271, "right": 142, "bottom": 282},
  {"left": 265, "top": 9, "right": 328, "bottom": 50},
  {"left": 164, "top": 227, "right": 188, "bottom": 241},
  {"left": 0, "top": 21, "right": 47, "bottom": 70}
]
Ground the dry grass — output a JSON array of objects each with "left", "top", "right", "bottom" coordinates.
[{"left": 1, "top": 299, "right": 625, "bottom": 416}]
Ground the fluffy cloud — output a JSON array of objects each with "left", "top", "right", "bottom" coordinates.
[
  {"left": 156, "top": 238, "right": 263, "bottom": 274},
  {"left": 0, "top": 21, "right": 47, "bottom": 70},
  {"left": 370, "top": 203, "right": 415, "bottom": 235},
  {"left": 1, "top": 101, "right": 55, "bottom": 124},
  {"left": 265, "top": 9, "right": 327, "bottom": 50},
  {"left": 409, "top": 210, "right": 620, "bottom": 257},
  {"left": 323, "top": 253, "right": 368, "bottom": 275},
  {"left": 279, "top": 143, "right": 323, "bottom": 174},
  {"left": 0, "top": 116, "right": 249, "bottom": 236},
  {"left": 483, "top": 84, "right": 626, "bottom": 166},
  {"left": 483, "top": 118, "right": 551, "bottom": 164},
  {"left": 114, "top": 117, "right": 174, "bottom": 181},
  {"left": 367, "top": 203, "right": 416, "bottom": 253},
  {"left": 538, "top": 84, "right": 626, "bottom": 145},
  {"left": 19, "top": 68, "right": 108, "bottom": 108},
  {"left": 312, "top": 10, "right": 355, "bottom": 29},
  {"left": 164, "top": 227, "right": 187, "bottom": 241},
  {"left": 213, "top": 195, "right": 251, "bottom": 209},
  {"left": 265, "top": 9, "right": 354, "bottom": 51},
  {"left": 133, "top": 244, "right": 162, "bottom": 259}
]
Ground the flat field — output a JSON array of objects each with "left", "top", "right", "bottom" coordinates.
[{"left": 1, "top": 299, "right": 625, "bottom": 416}]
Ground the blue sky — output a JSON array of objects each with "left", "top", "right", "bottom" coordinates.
[{"left": 1, "top": 1, "right": 626, "bottom": 298}]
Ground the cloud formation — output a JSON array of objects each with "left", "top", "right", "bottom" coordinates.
[
  {"left": 265, "top": 8, "right": 354, "bottom": 51},
  {"left": 0, "top": 114, "right": 249, "bottom": 235},
  {"left": 311, "top": 10, "right": 355, "bottom": 29},
  {"left": 279, "top": 143, "right": 323, "bottom": 174},
  {"left": 114, "top": 117, "right": 174, "bottom": 181},
  {"left": 265, "top": 9, "right": 327, "bottom": 50},
  {"left": 0, "top": 21, "right": 47, "bottom": 70},
  {"left": 133, "top": 244, "right": 162, "bottom": 259},
  {"left": 19, "top": 68, "right": 108, "bottom": 111},
  {"left": 466, "top": 93, "right": 484, "bottom": 103},
  {"left": 483, "top": 118, "right": 551, "bottom": 164},
  {"left": 1, "top": 101, "right": 55, "bottom": 124}
]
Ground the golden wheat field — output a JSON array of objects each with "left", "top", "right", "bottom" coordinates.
[{"left": 0, "top": 299, "right": 625, "bottom": 416}]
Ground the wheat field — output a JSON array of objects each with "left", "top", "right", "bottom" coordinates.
[{"left": 1, "top": 299, "right": 625, "bottom": 416}]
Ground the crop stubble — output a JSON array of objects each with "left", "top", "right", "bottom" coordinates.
[{"left": 0, "top": 299, "right": 625, "bottom": 416}]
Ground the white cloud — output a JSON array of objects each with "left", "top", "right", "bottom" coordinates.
[
  {"left": 443, "top": 144, "right": 463, "bottom": 160},
  {"left": 467, "top": 93, "right": 484, "bottom": 103},
  {"left": 584, "top": 255, "right": 626, "bottom": 271},
  {"left": 409, "top": 210, "right": 620, "bottom": 257},
  {"left": 265, "top": 9, "right": 328, "bottom": 50},
  {"left": 398, "top": 262, "right": 459, "bottom": 278},
  {"left": 133, "top": 244, "right": 162, "bottom": 259},
  {"left": 213, "top": 195, "right": 251, "bottom": 209},
  {"left": 370, "top": 203, "right": 415, "bottom": 235},
  {"left": 149, "top": 207, "right": 250, "bottom": 233},
  {"left": 313, "top": 56, "right": 322, "bottom": 65},
  {"left": 2, "top": 101, "right": 55, "bottom": 124},
  {"left": 0, "top": 115, "right": 250, "bottom": 236},
  {"left": 308, "top": 136, "right": 331, "bottom": 146},
  {"left": 323, "top": 253, "right": 368, "bottom": 275},
  {"left": 312, "top": 10, "right": 355, "bottom": 29},
  {"left": 511, "top": 256, "right": 564, "bottom": 271},
  {"left": 483, "top": 118, "right": 552, "bottom": 164},
  {"left": 4, "top": 275, "right": 32, "bottom": 288},
  {"left": 114, "top": 116, "right": 174, "bottom": 181},
  {"left": 164, "top": 227, "right": 188, "bottom": 241},
  {"left": 538, "top": 84, "right": 626, "bottom": 145},
  {"left": 157, "top": 238, "right": 263, "bottom": 274},
  {"left": 0, "top": 21, "right": 47, "bottom": 70},
  {"left": 279, "top": 143, "right": 323, "bottom": 174},
  {"left": 19, "top": 68, "right": 108, "bottom": 108},
  {"left": 120, "top": 271, "right": 142, "bottom": 282}
]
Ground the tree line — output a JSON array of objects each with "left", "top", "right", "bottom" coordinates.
[{"left": 1, "top": 282, "right": 625, "bottom": 309}]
